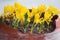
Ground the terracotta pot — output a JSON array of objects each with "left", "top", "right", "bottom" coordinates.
[{"left": 0, "top": 22, "right": 45, "bottom": 40}]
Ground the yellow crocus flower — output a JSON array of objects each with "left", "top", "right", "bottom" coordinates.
[
  {"left": 16, "top": 11, "right": 25, "bottom": 22},
  {"left": 14, "top": 2, "right": 22, "bottom": 11},
  {"left": 14, "top": 2, "right": 28, "bottom": 22},
  {"left": 27, "top": 8, "right": 37, "bottom": 18},
  {"left": 32, "top": 7, "right": 38, "bottom": 15},
  {"left": 34, "top": 14, "right": 44, "bottom": 24},
  {"left": 34, "top": 13, "right": 40, "bottom": 24},
  {"left": 20, "top": 7, "right": 28, "bottom": 22},
  {"left": 37, "top": 5, "right": 46, "bottom": 13},
  {"left": 35, "top": 19, "right": 40, "bottom": 24},
  {"left": 27, "top": 10, "right": 33, "bottom": 18},
  {"left": 53, "top": 8, "right": 59, "bottom": 15},
  {"left": 27, "top": 10, "right": 32, "bottom": 22},
  {"left": 15, "top": 12, "right": 20, "bottom": 19},
  {"left": 44, "top": 11, "right": 52, "bottom": 20},
  {"left": 27, "top": 8, "right": 37, "bottom": 22},
  {"left": 48, "top": 6, "right": 54, "bottom": 12},
  {"left": 20, "top": 6, "right": 28, "bottom": 15},
  {"left": 14, "top": 2, "right": 28, "bottom": 14},
  {"left": 48, "top": 6, "right": 59, "bottom": 15},
  {"left": 4, "top": 5, "right": 15, "bottom": 14},
  {"left": 39, "top": 18, "right": 44, "bottom": 24}
]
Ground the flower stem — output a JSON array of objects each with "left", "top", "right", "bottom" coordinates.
[
  {"left": 30, "top": 23, "right": 34, "bottom": 34},
  {"left": 24, "top": 27, "right": 26, "bottom": 33},
  {"left": 39, "top": 24, "right": 43, "bottom": 33}
]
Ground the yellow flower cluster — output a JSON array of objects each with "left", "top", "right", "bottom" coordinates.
[{"left": 3, "top": 2, "right": 60, "bottom": 24}]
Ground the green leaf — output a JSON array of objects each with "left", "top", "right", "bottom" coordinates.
[
  {"left": 13, "top": 17, "right": 19, "bottom": 28},
  {"left": 24, "top": 13, "right": 28, "bottom": 20},
  {"left": 24, "top": 21, "right": 28, "bottom": 27}
]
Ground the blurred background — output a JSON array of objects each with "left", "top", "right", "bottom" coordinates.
[{"left": 0, "top": 0, "right": 60, "bottom": 16}]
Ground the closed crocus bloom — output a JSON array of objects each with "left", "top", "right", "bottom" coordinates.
[
  {"left": 53, "top": 8, "right": 59, "bottom": 15},
  {"left": 48, "top": 6, "right": 59, "bottom": 15},
  {"left": 14, "top": 2, "right": 27, "bottom": 14},
  {"left": 15, "top": 3, "right": 28, "bottom": 22},
  {"left": 15, "top": 12, "right": 20, "bottom": 19},
  {"left": 16, "top": 8, "right": 27, "bottom": 22},
  {"left": 37, "top": 5, "right": 46, "bottom": 13},
  {"left": 48, "top": 6, "right": 54, "bottom": 12},
  {"left": 34, "top": 13, "right": 40, "bottom": 24},
  {"left": 20, "top": 14, "right": 25, "bottom": 22},
  {"left": 20, "top": 6, "right": 28, "bottom": 15},
  {"left": 32, "top": 7, "right": 38, "bottom": 15},
  {"left": 19, "top": 7, "right": 28, "bottom": 22},
  {"left": 14, "top": 2, "right": 22, "bottom": 11},
  {"left": 16, "top": 11, "right": 25, "bottom": 22},
  {"left": 4, "top": 5, "right": 15, "bottom": 16}
]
